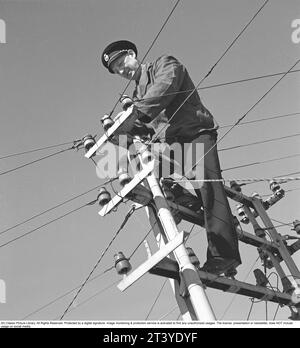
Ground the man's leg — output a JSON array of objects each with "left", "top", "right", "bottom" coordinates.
[{"left": 192, "top": 132, "right": 241, "bottom": 272}]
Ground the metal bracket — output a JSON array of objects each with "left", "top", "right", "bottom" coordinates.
[
  {"left": 99, "top": 160, "right": 155, "bottom": 216},
  {"left": 85, "top": 107, "right": 134, "bottom": 159},
  {"left": 117, "top": 231, "right": 186, "bottom": 292}
]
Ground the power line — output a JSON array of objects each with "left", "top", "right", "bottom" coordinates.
[
  {"left": 221, "top": 256, "right": 260, "bottom": 320},
  {"left": 53, "top": 280, "right": 120, "bottom": 320},
  {"left": 181, "top": 59, "right": 300, "bottom": 181},
  {"left": 219, "top": 133, "right": 300, "bottom": 153},
  {"left": 271, "top": 218, "right": 294, "bottom": 228},
  {"left": 59, "top": 205, "right": 136, "bottom": 320},
  {"left": 219, "top": 111, "right": 300, "bottom": 129},
  {"left": 0, "top": 186, "right": 99, "bottom": 237},
  {"left": 0, "top": 140, "right": 79, "bottom": 160},
  {"left": 22, "top": 211, "right": 156, "bottom": 319},
  {"left": 145, "top": 279, "right": 168, "bottom": 320},
  {"left": 0, "top": 177, "right": 117, "bottom": 237},
  {"left": 109, "top": 0, "right": 181, "bottom": 116},
  {"left": 135, "top": 71, "right": 300, "bottom": 103},
  {"left": 151, "top": 0, "right": 270, "bottom": 143},
  {"left": 0, "top": 203, "right": 89, "bottom": 249},
  {"left": 0, "top": 147, "right": 74, "bottom": 177},
  {"left": 223, "top": 153, "right": 300, "bottom": 172},
  {"left": 22, "top": 266, "right": 114, "bottom": 320}
]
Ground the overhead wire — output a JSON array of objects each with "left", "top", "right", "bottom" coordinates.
[
  {"left": 180, "top": 59, "right": 300, "bottom": 181},
  {"left": 151, "top": 0, "right": 271, "bottom": 143},
  {"left": 219, "top": 133, "right": 300, "bottom": 153},
  {"left": 109, "top": 0, "right": 181, "bottom": 116},
  {"left": 222, "top": 153, "right": 300, "bottom": 172},
  {"left": 0, "top": 185, "right": 99, "bottom": 237},
  {"left": 135, "top": 71, "right": 300, "bottom": 104},
  {"left": 53, "top": 280, "right": 120, "bottom": 320},
  {"left": 145, "top": 279, "right": 168, "bottom": 320},
  {"left": 0, "top": 202, "right": 91, "bottom": 249},
  {"left": 22, "top": 215, "right": 156, "bottom": 320},
  {"left": 0, "top": 146, "right": 74, "bottom": 177},
  {"left": 22, "top": 206, "right": 158, "bottom": 320},
  {"left": 219, "top": 111, "right": 300, "bottom": 129},
  {"left": 59, "top": 205, "right": 137, "bottom": 320},
  {"left": 0, "top": 177, "right": 117, "bottom": 238},
  {"left": 220, "top": 256, "right": 260, "bottom": 320},
  {"left": 0, "top": 140, "right": 80, "bottom": 160},
  {"left": 22, "top": 266, "right": 115, "bottom": 320}
]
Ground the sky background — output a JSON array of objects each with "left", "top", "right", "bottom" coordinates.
[{"left": 0, "top": 0, "right": 299, "bottom": 322}]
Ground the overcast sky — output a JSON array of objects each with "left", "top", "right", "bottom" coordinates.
[{"left": 0, "top": 0, "right": 299, "bottom": 322}]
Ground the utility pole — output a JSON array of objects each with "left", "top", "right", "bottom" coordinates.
[{"left": 83, "top": 104, "right": 300, "bottom": 321}]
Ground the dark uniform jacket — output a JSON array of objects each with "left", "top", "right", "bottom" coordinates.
[{"left": 134, "top": 55, "right": 217, "bottom": 143}]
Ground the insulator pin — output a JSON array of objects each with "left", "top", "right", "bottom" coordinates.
[
  {"left": 114, "top": 252, "right": 132, "bottom": 275},
  {"left": 118, "top": 167, "right": 131, "bottom": 187},
  {"left": 83, "top": 135, "right": 96, "bottom": 154},
  {"left": 265, "top": 189, "right": 285, "bottom": 207},
  {"left": 269, "top": 180, "right": 280, "bottom": 193},
  {"left": 101, "top": 114, "right": 115, "bottom": 132},
  {"left": 120, "top": 95, "right": 134, "bottom": 111},
  {"left": 236, "top": 204, "right": 249, "bottom": 224},
  {"left": 98, "top": 187, "right": 111, "bottom": 207},
  {"left": 293, "top": 220, "right": 300, "bottom": 235}
]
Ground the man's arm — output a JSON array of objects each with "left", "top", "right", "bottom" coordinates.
[{"left": 135, "top": 55, "right": 185, "bottom": 123}]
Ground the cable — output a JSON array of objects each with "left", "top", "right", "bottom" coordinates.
[
  {"left": 145, "top": 279, "right": 168, "bottom": 320},
  {"left": 223, "top": 153, "right": 300, "bottom": 172},
  {"left": 163, "top": 177, "right": 300, "bottom": 185},
  {"left": 158, "top": 111, "right": 300, "bottom": 142},
  {"left": 128, "top": 223, "right": 157, "bottom": 259},
  {"left": 0, "top": 147, "right": 73, "bottom": 177},
  {"left": 246, "top": 298, "right": 255, "bottom": 321},
  {"left": 0, "top": 202, "right": 89, "bottom": 249},
  {"left": 109, "top": 0, "right": 181, "bottom": 116},
  {"left": 273, "top": 304, "right": 281, "bottom": 321},
  {"left": 135, "top": 72, "right": 300, "bottom": 104},
  {"left": 23, "top": 209, "right": 155, "bottom": 319},
  {"left": 151, "top": 0, "right": 270, "bottom": 143},
  {"left": 219, "top": 111, "right": 300, "bottom": 129},
  {"left": 0, "top": 186, "right": 99, "bottom": 237},
  {"left": 59, "top": 205, "right": 136, "bottom": 320},
  {"left": 0, "top": 140, "right": 80, "bottom": 160},
  {"left": 53, "top": 280, "right": 120, "bottom": 320},
  {"left": 21, "top": 266, "right": 114, "bottom": 320},
  {"left": 219, "top": 133, "right": 300, "bottom": 153},
  {"left": 180, "top": 59, "right": 300, "bottom": 182},
  {"left": 271, "top": 218, "right": 294, "bottom": 228},
  {"left": 0, "top": 177, "right": 117, "bottom": 238},
  {"left": 221, "top": 256, "right": 260, "bottom": 320},
  {"left": 158, "top": 305, "right": 178, "bottom": 321}
]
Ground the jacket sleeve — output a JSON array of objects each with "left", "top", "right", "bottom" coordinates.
[{"left": 135, "top": 55, "right": 185, "bottom": 123}]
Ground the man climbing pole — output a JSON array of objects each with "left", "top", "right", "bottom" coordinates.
[{"left": 101, "top": 40, "right": 241, "bottom": 276}]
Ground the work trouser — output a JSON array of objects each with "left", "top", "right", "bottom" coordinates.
[{"left": 173, "top": 131, "right": 241, "bottom": 263}]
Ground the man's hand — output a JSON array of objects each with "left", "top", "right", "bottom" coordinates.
[
  {"left": 113, "top": 107, "right": 141, "bottom": 136},
  {"left": 114, "top": 107, "right": 155, "bottom": 139}
]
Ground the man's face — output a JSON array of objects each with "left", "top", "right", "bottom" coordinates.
[{"left": 110, "top": 50, "right": 141, "bottom": 81}]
